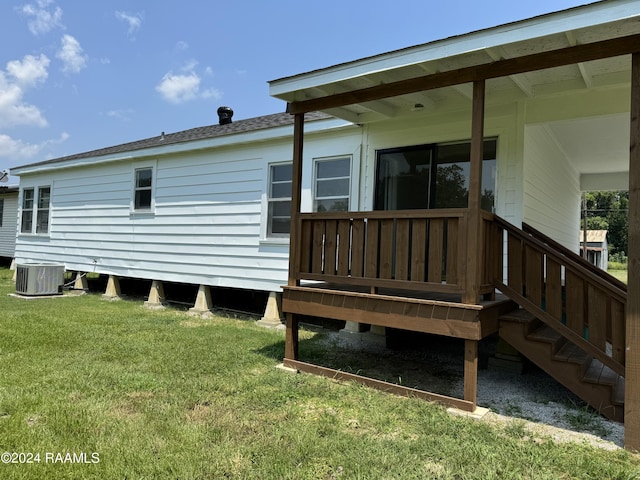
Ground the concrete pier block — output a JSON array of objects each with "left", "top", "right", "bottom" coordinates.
[
  {"left": 144, "top": 280, "right": 166, "bottom": 309},
  {"left": 257, "top": 292, "right": 284, "bottom": 328},
  {"left": 73, "top": 271, "right": 88, "bottom": 292},
  {"left": 189, "top": 284, "right": 213, "bottom": 315},
  {"left": 102, "top": 275, "right": 122, "bottom": 300}
]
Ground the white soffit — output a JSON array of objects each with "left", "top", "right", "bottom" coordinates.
[{"left": 546, "top": 113, "right": 630, "bottom": 174}]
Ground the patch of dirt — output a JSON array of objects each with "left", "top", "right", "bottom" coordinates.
[{"left": 311, "top": 329, "right": 624, "bottom": 450}]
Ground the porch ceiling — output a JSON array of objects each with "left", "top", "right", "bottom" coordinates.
[{"left": 545, "top": 113, "right": 630, "bottom": 175}]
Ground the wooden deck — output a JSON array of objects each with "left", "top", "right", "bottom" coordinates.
[
  {"left": 283, "top": 283, "right": 516, "bottom": 340},
  {"left": 282, "top": 282, "right": 517, "bottom": 412}
]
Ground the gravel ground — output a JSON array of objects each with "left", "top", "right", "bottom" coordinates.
[{"left": 313, "top": 327, "right": 624, "bottom": 450}]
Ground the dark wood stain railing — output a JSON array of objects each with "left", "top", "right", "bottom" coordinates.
[
  {"left": 297, "top": 209, "right": 472, "bottom": 295},
  {"left": 493, "top": 216, "right": 626, "bottom": 376}
]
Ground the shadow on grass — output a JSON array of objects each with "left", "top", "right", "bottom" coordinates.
[{"left": 255, "top": 328, "right": 481, "bottom": 399}]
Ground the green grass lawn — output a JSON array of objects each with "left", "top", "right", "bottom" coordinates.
[
  {"left": 608, "top": 268, "right": 628, "bottom": 284},
  {"left": 0, "top": 268, "right": 638, "bottom": 479}
]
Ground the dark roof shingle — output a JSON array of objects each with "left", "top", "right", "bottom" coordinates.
[{"left": 13, "top": 111, "right": 331, "bottom": 171}]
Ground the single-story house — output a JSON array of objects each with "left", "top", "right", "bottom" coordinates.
[
  {"left": 579, "top": 229, "right": 609, "bottom": 270},
  {"left": 0, "top": 186, "right": 19, "bottom": 261},
  {"left": 10, "top": 0, "right": 640, "bottom": 449}
]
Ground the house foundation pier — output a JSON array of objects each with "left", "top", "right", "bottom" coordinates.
[
  {"left": 189, "top": 284, "right": 213, "bottom": 316},
  {"left": 102, "top": 275, "right": 122, "bottom": 300},
  {"left": 144, "top": 280, "right": 166, "bottom": 309},
  {"left": 257, "top": 291, "right": 284, "bottom": 328}
]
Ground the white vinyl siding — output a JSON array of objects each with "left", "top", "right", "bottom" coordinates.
[
  {"left": 14, "top": 143, "right": 304, "bottom": 291},
  {"left": 523, "top": 125, "right": 581, "bottom": 251},
  {"left": 0, "top": 191, "right": 18, "bottom": 257},
  {"left": 13, "top": 123, "right": 363, "bottom": 292}
]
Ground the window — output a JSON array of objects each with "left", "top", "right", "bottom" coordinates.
[
  {"left": 267, "top": 163, "right": 292, "bottom": 236},
  {"left": 21, "top": 188, "right": 34, "bottom": 233},
  {"left": 36, "top": 187, "right": 51, "bottom": 233},
  {"left": 314, "top": 157, "right": 351, "bottom": 212},
  {"left": 375, "top": 139, "right": 496, "bottom": 212},
  {"left": 21, "top": 186, "right": 51, "bottom": 234},
  {"left": 0, "top": 198, "right": 4, "bottom": 227},
  {"left": 134, "top": 167, "right": 153, "bottom": 210}
]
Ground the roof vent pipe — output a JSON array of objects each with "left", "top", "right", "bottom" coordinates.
[{"left": 217, "top": 106, "right": 233, "bottom": 125}]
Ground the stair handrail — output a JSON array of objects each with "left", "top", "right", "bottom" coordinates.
[
  {"left": 495, "top": 217, "right": 627, "bottom": 303},
  {"left": 492, "top": 216, "right": 626, "bottom": 376},
  {"left": 522, "top": 222, "right": 627, "bottom": 292}
]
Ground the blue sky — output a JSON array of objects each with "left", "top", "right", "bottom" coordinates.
[{"left": 0, "top": 0, "right": 591, "bottom": 182}]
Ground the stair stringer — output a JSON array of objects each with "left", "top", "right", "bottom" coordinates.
[{"left": 499, "top": 315, "right": 624, "bottom": 423}]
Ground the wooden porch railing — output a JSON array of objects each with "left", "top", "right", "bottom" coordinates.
[
  {"left": 491, "top": 216, "right": 627, "bottom": 376},
  {"left": 296, "top": 209, "right": 482, "bottom": 295}
]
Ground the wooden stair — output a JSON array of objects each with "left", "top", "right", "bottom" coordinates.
[{"left": 498, "top": 308, "right": 624, "bottom": 422}]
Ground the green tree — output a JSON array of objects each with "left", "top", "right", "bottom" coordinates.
[{"left": 582, "top": 190, "right": 628, "bottom": 256}]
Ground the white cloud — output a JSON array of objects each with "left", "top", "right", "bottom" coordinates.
[
  {"left": 0, "top": 54, "right": 50, "bottom": 128},
  {"left": 175, "top": 41, "right": 189, "bottom": 51},
  {"left": 156, "top": 63, "right": 223, "bottom": 104},
  {"left": 6, "top": 54, "right": 49, "bottom": 86},
  {"left": 201, "top": 88, "right": 222, "bottom": 100},
  {"left": 19, "top": 0, "right": 64, "bottom": 36},
  {"left": 106, "top": 108, "right": 134, "bottom": 121},
  {"left": 156, "top": 72, "right": 200, "bottom": 104},
  {"left": 115, "top": 11, "right": 143, "bottom": 35},
  {"left": 0, "top": 132, "right": 68, "bottom": 161},
  {"left": 56, "top": 34, "right": 87, "bottom": 74},
  {"left": 181, "top": 59, "right": 199, "bottom": 72}
]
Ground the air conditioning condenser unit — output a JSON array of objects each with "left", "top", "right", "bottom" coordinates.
[{"left": 15, "top": 263, "right": 65, "bottom": 296}]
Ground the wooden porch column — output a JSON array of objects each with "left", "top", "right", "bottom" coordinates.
[
  {"left": 625, "top": 52, "right": 640, "bottom": 451},
  {"left": 462, "top": 80, "right": 486, "bottom": 305},
  {"left": 284, "top": 112, "right": 305, "bottom": 361},
  {"left": 288, "top": 112, "right": 304, "bottom": 287}
]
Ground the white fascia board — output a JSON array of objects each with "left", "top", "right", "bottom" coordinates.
[
  {"left": 269, "top": 0, "right": 640, "bottom": 97},
  {"left": 11, "top": 117, "right": 356, "bottom": 176}
]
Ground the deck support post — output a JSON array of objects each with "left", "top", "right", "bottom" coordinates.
[
  {"left": 287, "top": 112, "right": 304, "bottom": 288},
  {"left": 625, "top": 52, "right": 640, "bottom": 451},
  {"left": 463, "top": 80, "right": 486, "bottom": 305},
  {"left": 102, "top": 275, "right": 121, "bottom": 300},
  {"left": 257, "top": 291, "right": 284, "bottom": 327},
  {"left": 284, "top": 112, "right": 305, "bottom": 362},
  {"left": 463, "top": 339, "right": 478, "bottom": 410},
  {"left": 285, "top": 313, "right": 299, "bottom": 360},
  {"left": 189, "top": 284, "right": 213, "bottom": 315},
  {"left": 73, "top": 271, "right": 88, "bottom": 291},
  {"left": 144, "top": 280, "right": 166, "bottom": 309}
]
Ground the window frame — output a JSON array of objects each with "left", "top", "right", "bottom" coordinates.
[
  {"left": 312, "top": 155, "right": 352, "bottom": 213},
  {"left": 131, "top": 162, "right": 157, "bottom": 214},
  {"left": 266, "top": 162, "right": 293, "bottom": 238},
  {"left": 20, "top": 185, "right": 51, "bottom": 235},
  {"left": 374, "top": 138, "right": 497, "bottom": 212}
]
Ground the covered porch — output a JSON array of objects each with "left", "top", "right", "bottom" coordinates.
[{"left": 270, "top": 1, "right": 640, "bottom": 449}]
